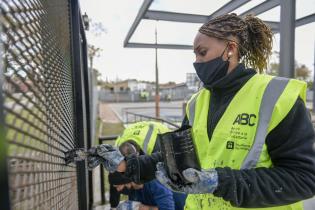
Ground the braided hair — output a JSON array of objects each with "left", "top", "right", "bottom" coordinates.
[{"left": 199, "top": 13, "right": 273, "bottom": 73}]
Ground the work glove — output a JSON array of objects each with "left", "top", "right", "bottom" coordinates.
[
  {"left": 87, "top": 144, "right": 124, "bottom": 173},
  {"left": 155, "top": 162, "right": 218, "bottom": 194},
  {"left": 117, "top": 200, "right": 141, "bottom": 210}
]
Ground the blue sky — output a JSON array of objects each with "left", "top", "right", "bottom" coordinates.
[{"left": 80, "top": 0, "right": 315, "bottom": 83}]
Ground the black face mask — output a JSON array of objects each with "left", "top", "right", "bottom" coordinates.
[{"left": 193, "top": 45, "right": 230, "bottom": 88}]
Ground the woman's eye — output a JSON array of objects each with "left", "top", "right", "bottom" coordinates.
[{"left": 200, "top": 51, "right": 206, "bottom": 56}]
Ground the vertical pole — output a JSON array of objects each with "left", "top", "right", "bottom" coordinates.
[
  {"left": 80, "top": 13, "right": 94, "bottom": 209},
  {"left": 279, "top": 0, "right": 296, "bottom": 78},
  {"left": 0, "top": 22, "right": 11, "bottom": 210},
  {"left": 313, "top": 42, "right": 315, "bottom": 113},
  {"left": 182, "top": 102, "right": 187, "bottom": 119},
  {"left": 155, "top": 22, "right": 160, "bottom": 118},
  {"left": 70, "top": 0, "right": 89, "bottom": 209},
  {"left": 99, "top": 139, "right": 106, "bottom": 205}
]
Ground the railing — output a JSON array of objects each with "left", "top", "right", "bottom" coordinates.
[
  {"left": 0, "top": 0, "right": 94, "bottom": 209},
  {"left": 123, "top": 106, "right": 185, "bottom": 128},
  {"left": 97, "top": 135, "right": 119, "bottom": 205},
  {"left": 125, "top": 111, "right": 180, "bottom": 129}
]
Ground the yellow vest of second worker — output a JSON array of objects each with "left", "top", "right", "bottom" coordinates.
[
  {"left": 115, "top": 121, "right": 170, "bottom": 154},
  {"left": 185, "top": 74, "right": 306, "bottom": 210}
]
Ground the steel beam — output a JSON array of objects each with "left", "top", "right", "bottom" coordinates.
[
  {"left": 0, "top": 20, "right": 11, "bottom": 210},
  {"left": 126, "top": 42, "right": 193, "bottom": 50},
  {"left": 271, "top": 14, "right": 315, "bottom": 33},
  {"left": 265, "top": 21, "right": 279, "bottom": 31},
  {"left": 296, "top": 13, "right": 315, "bottom": 27},
  {"left": 144, "top": 10, "right": 280, "bottom": 31},
  {"left": 144, "top": 10, "right": 208, "bottom": 23},
  {"left": 240, "top": 0, "right": 280, "bottom": 16},
  {"left": 209, "top": 0, "right": 251, "bottom": 19},
  {"left": 313, "top": 42, "right": 315, "bottom": 113},
  {"left": 124, "top": 0, "right": 154, "bottom": 47},
  {"left": 144, "top": 3, "right": 313, "bottom": 27},
  {"left": 279, "top": 0, "right": 295, "bottom": 78},
  {"left": 70, "top": 0, "right": 90, "bottom": 209},
  {"left": 125, "top": 0, "right": 313, "bottom": 51},
  {"left": 124, "top": 0, "right": 284, "bottom": 49}
]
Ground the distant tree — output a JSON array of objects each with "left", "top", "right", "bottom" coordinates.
[
  {"left": 296, "top": 64, "right": 311, "bottom": 81},
  {"left": 92, "top": 68, "right": 104, "bottom": 86},
  {"left": 267, "top": 60, "right": 311, "bottom": 81},
  {"left": 266, "top": 50, "right": 280, "bottom": 75},
  {"left": 307, "top": 81, "right": 313, "bottom": 90},
  {"left": 88, "top": 44, "right": 101, "bottom": 71},
  {"left": 267, "top": 62, "right": 279, "bottom": 76},
  {"left": 90, "top": 21, "right": 107, "bottom": 36}
]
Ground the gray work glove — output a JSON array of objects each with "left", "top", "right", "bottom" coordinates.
[
  {"left": 155, "top": 162, "right": 218, "bottom": 194},
  {"left": 117, "top": 200, "right": 141, "bottom": 210},
  {"left": 87, "top": 144, "right": 124, "bottom": 173}
]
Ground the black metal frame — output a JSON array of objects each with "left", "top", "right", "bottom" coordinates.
[
  {"left": 98, "top": 136, "right": 119, "bottom": 205},
  {"left": 69, "top": 0, "right": 93, "bottom": 209},
  {"left": 80, "top": 3, "right": 94, "bottom": 209},
  {"left": 0, "top": 0, "right": 93, "bottom": 209},
  {"left": 0, "top": 22, "right": 11, "bottom": 210}
]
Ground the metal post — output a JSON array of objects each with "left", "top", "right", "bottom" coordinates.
[
  {"left": 70, "top": 0, "right": 90, "bottom": 209},
  {"left": 99, "top": 139, "right": 106, "bottom": 205},
  {"left": 127, "top": 112, "right": 129, "bottom": 124},
  {"left": 182, "top": 102, "right": 187, "bottom": 119},
  {"left": 313, "top": 41, "right": 315, "bottom": 113},
  {"left": 0, "top": 23, "right": 11, "bottom": 210},
  {"left": 279, "top": 0, "right": 296, "bottom": 78},
  {"left": 80, "top": 12, "right": 94, "bottom": 209},
  {"left": 155, "top": 23, "right": 160, "bottom": 118}
]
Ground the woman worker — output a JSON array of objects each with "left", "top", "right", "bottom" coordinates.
[{"left": 88, "top": 13, "right": 315, "bottom": 209}]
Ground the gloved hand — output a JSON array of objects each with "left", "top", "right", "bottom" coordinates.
[
  {"left": 155, "top": 162, "right": 218, "bottom": 194},
  {"left": 117, "top": 200, "right": 141, "bottom": 210},
  {"left": 87, "top": 144, "right": 124, "bottom": 173}
]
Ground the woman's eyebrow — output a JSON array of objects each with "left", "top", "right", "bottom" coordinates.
[{"left": 193, "top": 45, "right": 201, "bottom": 53}]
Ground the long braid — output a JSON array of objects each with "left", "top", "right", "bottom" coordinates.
[{"left": 199, "top": 13, "right": 273, "bottom": 73}]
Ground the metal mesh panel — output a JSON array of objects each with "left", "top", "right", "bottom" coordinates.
[{"left": 0, "top": 0, "right": 78, "bottom": 209}]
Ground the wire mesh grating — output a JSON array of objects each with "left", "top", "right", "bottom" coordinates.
[{"left": 1, "top": 0, "right": 79, "bottom": 209}]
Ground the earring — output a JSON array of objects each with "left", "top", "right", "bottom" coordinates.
[{"left": 228, "top": 52, "right": 232, "bottom": 57}]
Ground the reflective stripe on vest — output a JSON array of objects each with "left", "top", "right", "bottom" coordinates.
[
  {"left": 115, "top": 121, "right": 170, "bottom": 155},
  {"left": 241, "top": 77, "right": 289, "bottom": 169},
  {"left": 188, "top": 92, "right": 200, "bottom": 127},
  {"left": 142, "top": 123, "right": 154, "bottom": 154}
]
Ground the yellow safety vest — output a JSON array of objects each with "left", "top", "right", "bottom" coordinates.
[
  {"left": 115, "top": 121, "right": 170, "bottom": 154},
  {"left": 185, "top": 74, "right": 306, "bottom": 210}
]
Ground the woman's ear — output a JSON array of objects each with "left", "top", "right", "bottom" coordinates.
[
  {"left": 226, "top": 42, "right": 239, "bottom": 61},
  {"left": 229, "top": 42, "right": 236, "bottom": 55}
]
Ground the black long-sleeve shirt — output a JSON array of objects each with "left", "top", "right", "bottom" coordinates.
[{"left": 125, "top": 64, "right": 315, "bottom": 207}]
